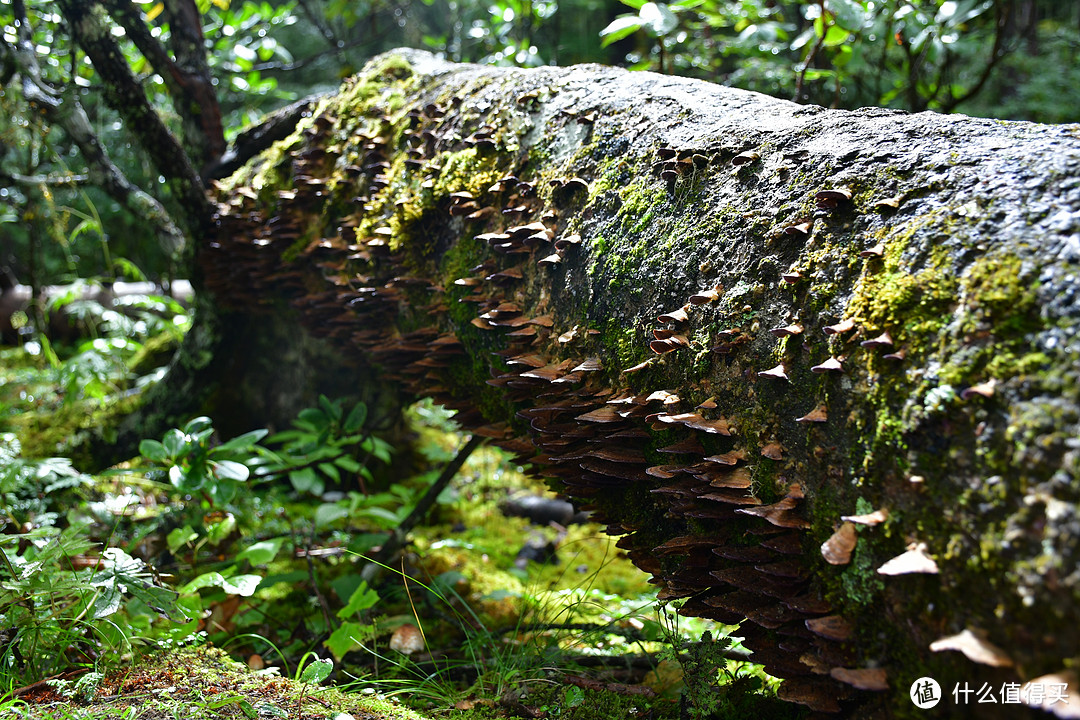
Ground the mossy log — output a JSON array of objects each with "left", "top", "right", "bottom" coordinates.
[{"left": 207, "top": 49, "right": 1080, "bottom": 717}]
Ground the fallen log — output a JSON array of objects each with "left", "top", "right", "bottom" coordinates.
[{"left": 207, "top": 49, "right": 1080, "bottom": 716}]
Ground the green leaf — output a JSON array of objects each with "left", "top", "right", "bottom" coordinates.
[
  {"left": 337, "top": 580, "right": 380, "bottom": 618},
  {"left": 326, "top": 621, "right": 368, "bottom": 661},
  {"left": 314, "top": 503, "right": 349, "bottom": 529},
  {"left": 167, "top": 526, "right": 198, "bottom": 553},
  {"left": 235, "top": 537, "right": 286, "bottom": 565},
  {"left": 181, "top": 571, "right": 261, "bottom": 597},
  {"left": 163, "top": 429, "right": 187, "bottom": 458},
  {"left": 139, "top": 439, "right": 167, "bottom": 463},
  {"left": 91, "top": 584, "right": 123, "bottom": 619},
  {"left": 212, "top": 460, "right": 249, "bottom": 482},
  {"left": 215, "top": 429, "right": 269, "bottom": 454},
  {"left": 300, "top": 657, "right": 333, "bottom": 684},
  {"left": 343, "top": 402, "right": 367, "bottom": 432},
  {"left": 298, "top": 408, "right": 329, "bottom": 430},
  {"left": 206, "top": 513, "right": 237, "bottom": 545},
  {"left": 600, "top": 15, "right": 644, "bottom": 46},
  {"left": 168, "top": 464, "right": 190, "bottom": 489},
  {"left": 181, "top": 571, "right": 227, "bottom": 594},
  {"left": 317, "top": 462, "right": 340, "bottom": 484},
  {"left": 318, "top": 395, "right": 342, "bottom": 422},
  {"left": 828, "top": 0, "right": 868, "bottom": 31},
  {"left": 221, "top": 574, "right": 261, "bottom": 596},
  {"left": 822, "top": 24, "right": 850, "bottom": 47},
  {"left": 333, "top": 455, "right": 362, "bottom": 473},
  {"left": 289, "top": 467, "right": 322, "bottom": 495}
]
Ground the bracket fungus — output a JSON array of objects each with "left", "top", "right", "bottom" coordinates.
[
  {"left": 758, "top": 364, "right": 790, "bottom": 381},
  {"left": 928, "top": 628, "right": 1013, "bottom": 668},
  {"left": 823, "top": 319, "right": 856, "bottom": 335},
  {"left": 821, "top": 522, "right": 857, "bottom": 565},
  {"left": 877, "top": 542, "right": 939, "bottom": 575},
  {"left": 811, "top": 357, "right": 844, "bottom": 373}
]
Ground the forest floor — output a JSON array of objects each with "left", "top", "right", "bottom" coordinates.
[{"left": 0, "top": 320, "right": 799, "bottom": 720}]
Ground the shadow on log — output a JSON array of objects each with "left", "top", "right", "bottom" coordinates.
[{"left": 205, "top": 49, "right": 1080, "bottom": 717}]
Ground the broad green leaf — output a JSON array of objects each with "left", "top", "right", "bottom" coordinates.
[
  {"left": 167, "top": 526, "right": 197, "bottom": 553},
  {"left": 183, "top": 416, "right": 213, "bottom": 435},
  {"left": 139, "top": 439, "right": 167, "bottom": 463},
  {"left": 215, "top": 429, "right": 268, "bottom": 454},
  {"left": 235, "top": 537, "right": 286, "bottom": 565},
  {"left": 828, "top": 0, "right": 868, "bottom": 31},
  {"left": 333, "top": 455, "right": 362, "bottom": 473},
  {"left": 221, "top": 574, "right": 261, "bottom": 596},
  {"left": 326, "top": 621, "right": 367, "bottom": 661},
  {"left": 206, "top": 513, "right": 237, "bottom": 544},
  {"left": 300, "top": 657, "right": 333, "bottom": 684},
  {"left": 168, "top": 464, "right": 188, "bottom": 489},
  {"left": 127, "top": 582, "right": 185, "bottom": 620},
  {"left": 212, "top": 460, "right": 249, "bottom": 482},
  {"left": 343, "top": 402, "right": 367, "bottom": 432},
  {"left": 337, "top": 580, "right": 379, "bottom": 618},
  {"left": 298, "top": 408, "right": 329, "bottom": 430},
  {"left": 822, "top": 24, "right": 850, "bottom": 47},
  {"left": 315, "top": 503, "right": 349, "bottom": 528},
  {"left": 600, "top": 15, "right": 644, "bottom": 46},
  {"left": 181, "top": 571, "right": 227, "bottom": 594},
  {"left": 317, "top": 462, "right": 340, "bottom": 484},
  {"left": 182, "top": 571, "right": 260, "bottom": 596},
  {"left": 163, "top": 429, "right": 186, "bottom": 458},
  {"left": 318, "top": 395, "right": 342, "bottom": 421},
  {"left": 289, "top": 467, "right": 322, "bottom": 495},
  {"left": 91, "top": 584, "right": 123, "bottom": 619}
]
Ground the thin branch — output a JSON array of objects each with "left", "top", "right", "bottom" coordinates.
[
  {"left": 360, "top": 435, "right": 484, "bottom": 583},
  {"left": 101, "top": 0, "right": 225, "bottom": 165},
  {"left": 1, "top": 11, "right": 185, "bottom": 255},
  {"left": 939, "top": 2, "right": 1012, "bottom": 113}
]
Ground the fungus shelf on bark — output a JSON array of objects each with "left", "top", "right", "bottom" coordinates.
[{"left": 206, "top": 49, "right": 1080, "bottom": 717}]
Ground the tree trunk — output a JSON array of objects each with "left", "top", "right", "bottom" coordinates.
[{"left": 204, "top": 49, "right": 1080, "bottom": 716}]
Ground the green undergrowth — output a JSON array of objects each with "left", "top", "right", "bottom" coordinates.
[{"left": 1, "top": 333, "right": 788, "bottom": 719}]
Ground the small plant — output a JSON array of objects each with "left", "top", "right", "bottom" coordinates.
[
  {"left": 655, "top": 600, "right": 771, "bottom": 719},
  {"left": 139, "top": 416, "right": 268, "bottom": 508},
  {"left": 0, "top": 526, "right": 182, "bottom": 689},
  {"left": 264, "top": 395, "right": 392, "bottom": 497}
]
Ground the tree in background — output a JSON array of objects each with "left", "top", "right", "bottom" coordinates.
[{"left": 600, "top": 0, "right": 1080, "bottom": 118}]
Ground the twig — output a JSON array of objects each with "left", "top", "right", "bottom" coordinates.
[
  {"left": 302, "top": 531, "right": 335, "bottom": 632},
  {"left": 360, "top": 434, "right": 484, "bottom": 583},
  {"left": 13, "top": 668, "right": 88, "bottom": 697}
]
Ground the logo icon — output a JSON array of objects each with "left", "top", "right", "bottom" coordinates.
[{"left": 911, "top": 677, "right": 942, "bottom": 709}]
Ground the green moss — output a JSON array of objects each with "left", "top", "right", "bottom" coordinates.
[
  {"left": 431, "top": 149, "right": 503, "bottom": 207},
  {"left": 12, "top": 392, "right": 143, "bottom": 465}
]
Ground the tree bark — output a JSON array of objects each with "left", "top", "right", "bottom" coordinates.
[{"left": 205, "top": 50, "right": 1080, "bottom": 716}]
